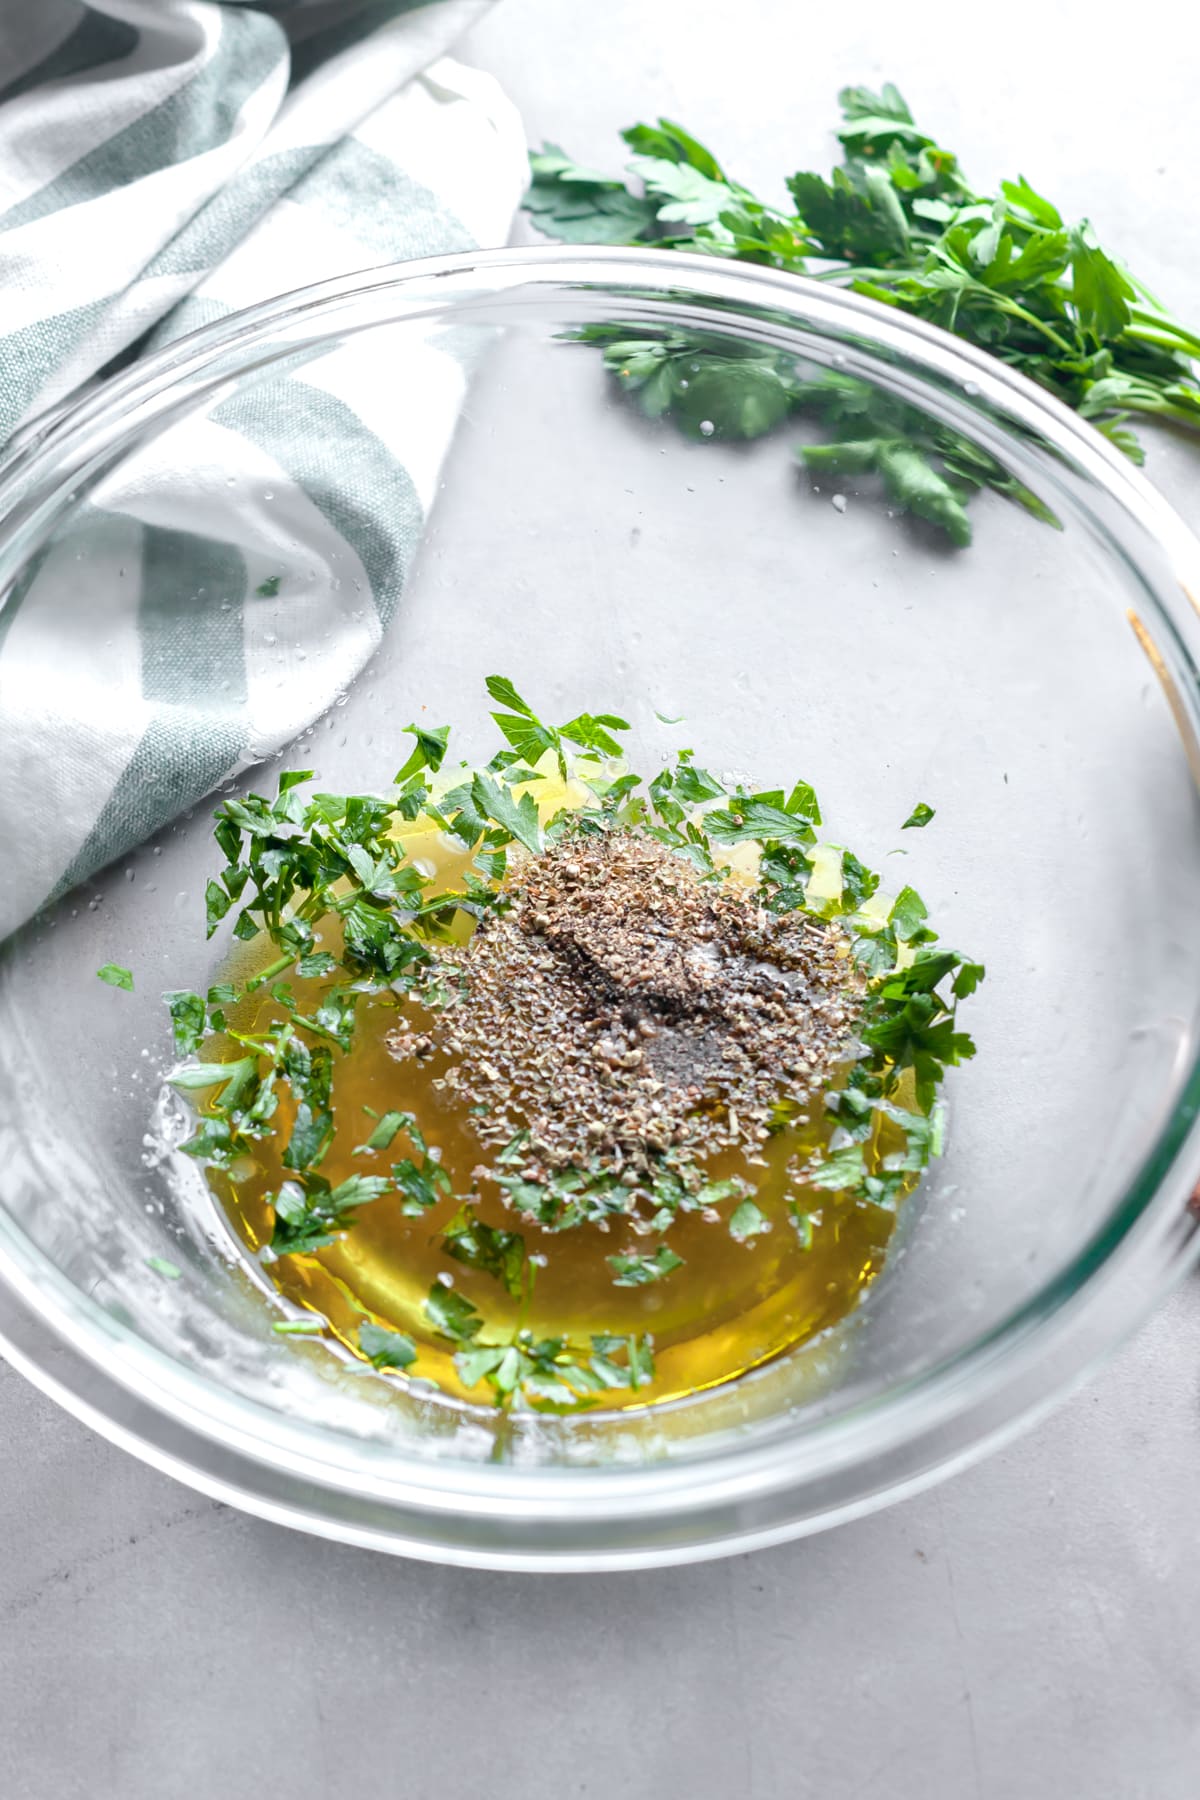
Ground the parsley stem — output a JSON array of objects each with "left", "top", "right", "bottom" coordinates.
[
  {"left": 516, "top": 1256, "right": 537, "bottom": 1333},
  {"left": 228, "top": 1029, "right": 284, "bottom": 1055},
  {"left": 1108, "top": 392, "right": 1200, "bottom": 426},
  {"left": 292, "top": 1016, "right": 352, "bottom": 1049},
  {"left": 989, "top": 296, "right": 1075, "bottom": 355},
  {"left": 246, "top": 952, "right": 294, "bottom": 992},
  {"left": 1126, "top": 309, "right": 1200, "bottom": 358},
  {"left": 823, "top": 266, "right": 1078, "bottom": 357}
]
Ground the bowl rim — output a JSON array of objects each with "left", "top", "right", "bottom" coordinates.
[{"left": 2, "top": 241, "right": 1200, "bottom": 1567}]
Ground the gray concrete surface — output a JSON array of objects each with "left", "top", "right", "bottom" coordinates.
[{"left": 4, "top": 1, "right": 1200, "bottom": 1794}]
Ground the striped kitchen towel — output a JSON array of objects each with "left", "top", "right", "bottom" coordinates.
[{"left": 0, "top": 1, "right": 528, "bottom": 939}]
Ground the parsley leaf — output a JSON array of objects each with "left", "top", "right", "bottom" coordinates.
[
  {"left": 443, "top": 1208, "right": 527, "bottom": 1298},
  {"left": 97, "top": 963, "right": 133, "bottom": 991},
  {"left": 809, "top": 1144, "right": 867, "bottom": 1192},
  {"left": 359, "top": 1322, "right": 418, "bottom": 1370},
  {"left": 890, "top": 885, "right": 929, "bottom": 942},
  {"left": 607, "top": 1245, "right": 684, "bottom": 1286},
  {"left": 729, "top": 1199, "right": 770, "bottom": 1241},
  {"left": 425, "top": 1284, "right": 484, "bottom": 1343},
  {"left": 357, "top": 1110, "right": 413, "bottom": 1153},
  {"left": 394, "top": 722, "right": 450, "bottom": 785},
  {"left": 470, "top": 771, "right": 543, "bottom": 856},
  {"left": 267, "top": 1169, "right": 392, "bottom": 1257},
  {"left": 901, "top": 803, "right": 936, "bottom": 830},
  {"left": 164, "top": 989, "right": 207, "bottom": 1055},
  {"left": 525, "top": 144, "right": 660, "bottom": 244},
  {"left": 953, "top": 959, "right": 986, "bottom": 999},
  {"left": 391, "top": 1153, "right": 451, "bottom": 1216}
]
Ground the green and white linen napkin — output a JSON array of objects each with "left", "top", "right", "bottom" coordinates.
[{"left": 0, "top": 0, "right": 528, "bottom": 938}]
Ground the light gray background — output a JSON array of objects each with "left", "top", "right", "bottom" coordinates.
[{"left": 4, "top": 1, "right": 1200, "bottom": 1794}]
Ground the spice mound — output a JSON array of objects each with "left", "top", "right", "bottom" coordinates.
[{"left": 389, "top": 827, "right": 864, "bottom": 1198}]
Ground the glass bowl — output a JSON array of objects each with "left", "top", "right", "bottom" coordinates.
[{"left": 1, "top": 246, "right": 1199, "bottom": 1570}]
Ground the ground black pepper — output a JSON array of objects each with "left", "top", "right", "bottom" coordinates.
[{"left": 387, "top": 827, "right": 864, "bottom": 1216}]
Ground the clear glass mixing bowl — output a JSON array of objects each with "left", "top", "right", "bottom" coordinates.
[{"left": 1, "top": 247, "right": 1199, "bottom": 1569}]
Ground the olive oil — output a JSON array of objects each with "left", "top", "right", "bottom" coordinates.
[{"left": 213, "top": 796, "right": 903, "bottom": 1411}]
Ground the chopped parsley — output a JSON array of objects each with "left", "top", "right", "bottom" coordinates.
[
  {"left": 162, "top": 675, "right": 982, "bottom": 1412},
  {"left": 443, "top": 1208, "right": 527, "bottom": 1299},
  {"left": 424, "top": 1279, "right": 655, "bottom": 1411},
  {"left": 728, "top": 1200, "right": 771, "bottom": 1242},
  {"left": 607, "top": 1245, "right": 684, "bottom": 1286},
  {"left": 358, "top": 1322, "right": 418, "bottom": 1370}
]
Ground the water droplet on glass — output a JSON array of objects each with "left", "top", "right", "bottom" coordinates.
[
  {"left": 963, "top": 380, "right": 980, "bottom": 397},
  {"left": 832, "top": 494, "right": 847, "bottom": 513},
  {"left": 698, "top": 419, "right": 715, "bottom": 437}
]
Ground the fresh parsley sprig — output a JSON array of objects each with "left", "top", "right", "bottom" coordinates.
[{"left": 523, "top": 83, "right": 1200, "bottom": 542}]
